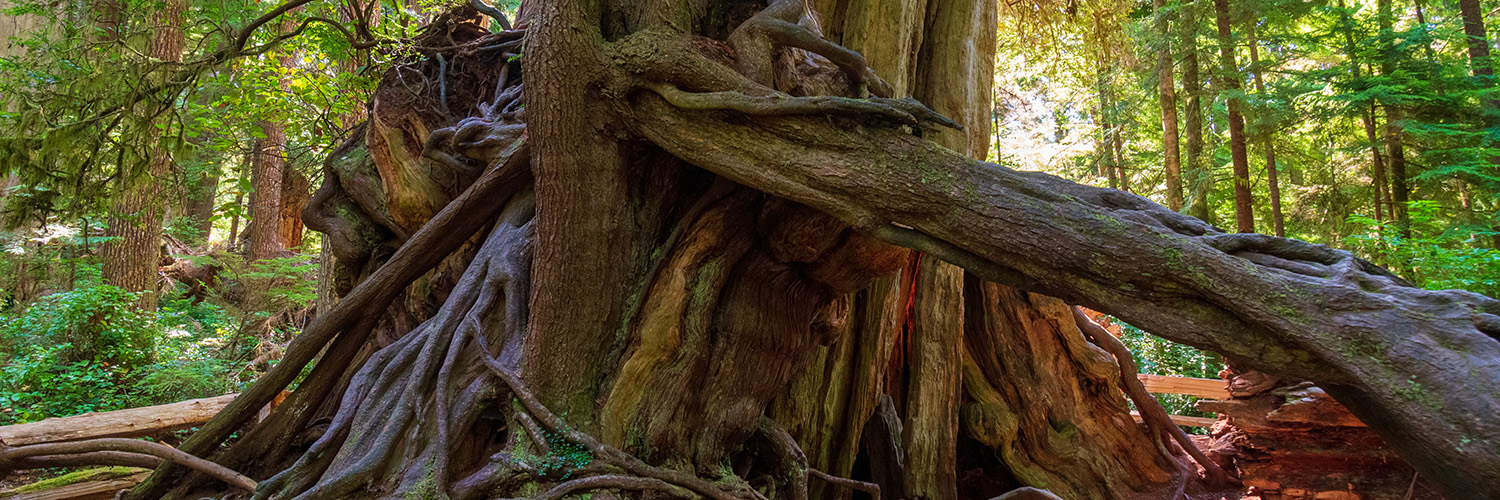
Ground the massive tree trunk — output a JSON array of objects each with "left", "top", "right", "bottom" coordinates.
[
  {"left": 121, "top": 2, "right": 1500, "bottom": 500},
  {"left": 99, "top": 0, "right": 186, "bottom": 312},
  {"left": 1210, "top": 0, "right": 1254, "bottom": 233}
]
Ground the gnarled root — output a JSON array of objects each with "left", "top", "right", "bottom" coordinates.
[
  {"left": 726, "top": 0, "right": 893, "bottom": 98},
  {"left": 1072, "top": 308, "right": 1240, "bottom": 490}
]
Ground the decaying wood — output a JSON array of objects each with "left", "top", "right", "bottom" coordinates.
[
  {"left": 0, "top": 472, "right": 149, "bottom": 500},
  {"left": 0, "top": 395, "right": 236, "bottom": 446},
  {"left": 126, "top": 136, "right": 531, "bottom": 500},
  {"left": 1128, "top": 412, "right": 1218, "bottom": 428},
  {"left": 1201, "top": 370, "right": 1443, "bottom": 499}
]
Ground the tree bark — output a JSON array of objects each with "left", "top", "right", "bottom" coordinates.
[
  {"left": 247, "top": 16, "right": 299, "bottom": 261},
  {"left": 1337, "top": 0, "right": 1390, "bottom": 222},
  {"left": 99, "top": 0, "right": 186, "bottom": 312},
  {"left": 247, "top": 122, "right": 287, "bottom": 260},
  {"left": 1181, "top": 0, "right": 1211, "bottom": 222},
  {"left": 1211, "top": 0, "right": 1254, "bottom": 233},
  {"left": 1156, "top": 0, "right": 1183, "bottom": 211},
  {"left": 1378, "top": 0, "right": 1410, "bottom": 233}
]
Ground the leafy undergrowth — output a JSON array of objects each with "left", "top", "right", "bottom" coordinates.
[{"left": 0, "top": 286, "right": 263, "bottom": 425}]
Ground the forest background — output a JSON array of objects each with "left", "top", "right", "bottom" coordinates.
[{"left": 0, "top": 0, "right": 1493, "bottom": 432}]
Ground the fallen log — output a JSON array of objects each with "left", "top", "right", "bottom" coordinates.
[
  {"left": 0, "top": 468, "right": 149, "bottom": 500},
  {"left": 0, "top": 395, "right": 236, "bottom": 447}
]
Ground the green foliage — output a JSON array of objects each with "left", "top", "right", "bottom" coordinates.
[
  {"left": 0, "top": 288, "right": 257, "bottom": 424},
  {"left": 1119, "top": 323, "right": 1223, "bottom": 421},
  {"left": 1345, "top": 201, "right": 1500, "bottom": 297},
  {"left": 0, "top": 286, "right": 152, "bottom": 423}
]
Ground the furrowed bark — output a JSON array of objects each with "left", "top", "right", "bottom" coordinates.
[
  {"left": 1211, "top": 0, "right": 1254, "bottom": 233},
  {"left": 521, "top": 0, "right": 636, "bottom": 426},
  {"left": 1155, "top": 0, "right": 1183, "bottom": 211}
]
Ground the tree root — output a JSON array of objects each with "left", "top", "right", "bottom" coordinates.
[
  {"left": 469, "top": 0, "right": 512, "bottom": 30},
  {"left": 807, "top": 469, "right": 880, "bottom": 500},
  {"left": 125, "top": 139, "right": 532, "bottom": 500},
  {"left": 470, "top": 325, "right": 761, "bottom": 500},
  {"left": 1071, "top": 307, "right": 1239, "bottom": 490},
  {"left": 726, "top": 0, "right": 893, "bottom": 98},
  {"left": 528, "top": 475, "right": 692, "bottom": 500},
  {"left": 0, "top": 438, "right": 256, "bottom": 492},
  {"left": 648, "top": 83, "right": 958, "bottom": 131},
  {"left": 252, "top": 189, "right": 538, "bottom": 500}
]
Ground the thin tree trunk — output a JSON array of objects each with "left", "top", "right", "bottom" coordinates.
[
  {"left": 1246, "top": 23, "right": 1283, "bottom": 236},
  {"left": 1113, "top": 124, "right": 1129, "bottom": 193},
  {"left": 1337, "top": 0, "right": 1389, "bottom": 222},
  {"left": 99, "top": 0, "right": 186, "bottom": 312},
  {"left": 1212, "top": 0, "right": 1255, "bottom": 233},
  {"left": 1156, "top": 0, "right": 1183, "bottom": 210},
  {"left": 1378, "top": 0, "right": 1411, "bottom": 234},
  {"left": 1455, "top": 0, "right": 1500, "bottom": 247},
  {"left": 1183, "top": 0, "right": 1211, "bottom": 221},
  {"left": 227, "top": 190, "right": 243, "bottom": 251},
  {"left": 1097, "top": 65, "right": 1117, "bottom": 189}
]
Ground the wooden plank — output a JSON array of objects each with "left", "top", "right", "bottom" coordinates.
[
  {"left": 1136, "top": 374, "right": 1230, "bottom": 400},
  {"left": 1, "top": 472, "right": 148, "bottom": 500},
  {"left": 0, "top": 395, "right": 236, "bottom": 446},
  {"left": 1131, "top": 411, "right": 1218, "bottom": 428}
]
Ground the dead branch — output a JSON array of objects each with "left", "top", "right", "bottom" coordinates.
[
  {"left": 470, "top": 325, "right": 758, "bottom": 500},
  {"left": 0, "top": 438, "right": 255, "bottom": 492}
]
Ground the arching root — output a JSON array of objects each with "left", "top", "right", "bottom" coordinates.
[{"left": 1072, "top": 307, "right": 1240, "bottom": 490}]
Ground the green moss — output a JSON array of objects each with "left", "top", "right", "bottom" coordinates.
[
  {"left": 405, "top": 462, "right": 445, "bottom": 500},
  {"left": 4, "top": 467, "right": 147, "bottom": 495},
  {"left": 1394, "top": 378, "right": 1445, "bottom": 413},
  {"left": 1088, "top": 212, "right": 1128, "bottom": 233}
]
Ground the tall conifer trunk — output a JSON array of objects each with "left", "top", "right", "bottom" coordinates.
[
  {"left": 1182, "top": 0, "right": 1211, "bottom": 221},
  {"left": 1211, "top": 0, "right": 1254, "bottom": 233},
  {"left": 1378, "top": 0, "right": 1411, "bottom": 233},
  {"left": 1245, "top": 23, "right": 1282, "bottom": 236},
  {"left": 99, "top": 0, "right": 186, "bottom": 312},
  {"left": 1156, "top": 0, "right": 1183, "bottom": 210}
]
